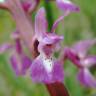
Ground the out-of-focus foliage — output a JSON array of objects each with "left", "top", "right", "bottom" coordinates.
[{"left": 0, "top": 0, "right": 96, "bottom": 96}]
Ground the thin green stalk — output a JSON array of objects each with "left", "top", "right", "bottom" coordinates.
[{"left": 43, "top": 0, "right": 54, "bottom": 31}]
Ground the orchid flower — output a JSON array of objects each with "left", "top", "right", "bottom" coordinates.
[
  {"left": 62, "top": 39, "right": 96, "bottom": 88},
  {"left": 0, "top": 31, "right": 32, "bottom": 76},
  {"left": 30, "top": 7, "right": 64, "bottom": 83},
  {"left": 30, "top": 0, "right": 79, "bottom": 83}
]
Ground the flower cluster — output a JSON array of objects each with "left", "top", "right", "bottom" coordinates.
[{"left": 0, "top": 0, "right": 96, "bottom": 89}]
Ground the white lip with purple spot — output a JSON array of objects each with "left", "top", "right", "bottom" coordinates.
[{"left": 42, "top": 55, "right": 54, "bottom": 74}]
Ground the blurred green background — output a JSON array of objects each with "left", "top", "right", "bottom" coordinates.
[{"left": 0, "top": 0, "right": 96, "bottom": 96}]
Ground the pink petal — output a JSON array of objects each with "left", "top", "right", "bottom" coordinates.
[
  {"left": 53, "top": 60, "right": 64, "bottom": 82},
  {"left": 42, "top": 33, "right": 64, "bottom": 44},
  {"left": 11, "top": 31, "right": 23, "bottom": 54},
  {"left": 35, "top": 7, "right": 48, "bottom": 40},
  {"left": 77, "top": 68, "right": 96, "bottom": 88},
  {"left": 56, "top": 0, "right": 80, "bottom": 12},
  {"left": 10, "top": 55, "right": 20, "bottom": 76},
  {"left": 81, "top": 56, "right": 96, "bottom": 68},
  {"left": 10, "top": 53, "right": 32, "bottom": 76},
  {"left": 72, "top": 39, "right": 96, "bottom": 58},
  {"left": 21, "top": 54, "right": 32, "bottom": 74},
  {"left": 51, "top": 11, "right": 70, "bottom": 33},
  {"left": 60, "top": 47, "right": 82, "bottom": 68}
]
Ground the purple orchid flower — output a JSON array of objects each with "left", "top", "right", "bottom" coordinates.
[
  {"left": 30, "top": 1, "right": 79, "bottom": 84},
  {"left": 30, "top": 7, "right": 64, "bottom": 83},
  {"left": 0, "top": 31, "right": 32, "bottom": 76},
  {"left": 62, "top": 39, "right": 96, "bottom": 88}
]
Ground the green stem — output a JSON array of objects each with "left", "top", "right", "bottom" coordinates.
[{"left": 43, "top": 1, "right": 54, "bottom": 31}]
